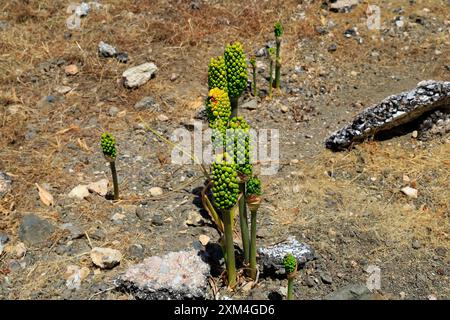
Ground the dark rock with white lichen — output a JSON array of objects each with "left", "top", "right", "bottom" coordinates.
[{"left": 325, "top": 80, "right": 450, "bottom": 151}]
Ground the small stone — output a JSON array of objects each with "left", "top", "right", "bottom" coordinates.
[
  {"left": 305, "top": 276, "right": 315, "bottom": 287},
  {"left": 427, "top": 294, "right": 437, "bottom": 300},
  {"left": 98, "top": 41, "right": 117, "bottom": 58},
  {"left": 412, "top": 239, "right": 421, "bottom": 249},
  {"left": 150, "top": 187, "right": 163, "bottom": 197},
  {"left": 108, "top": 106, "right": 119, "bottom": 117},
  {"left": 328, "top": 44, "right": 338, "bottom": 52},
  {"left": 324, "top": 283, "right": 373, "bottom": 300},
  {"left": 55, "top": 85, "right": 72, "bottom": 95},
  {"left": 134, "top": 96, "right": 159, "bottom": 111},
  {"left": 122, "top": 63, "right": 158, "bottom": 88},
  {"left": 111, "top": 213, "right": 126, "bottom": 223},
  {"left": 185, "top": 211, "right": 205, "bottom": 227},
  {"left": 65, "top": 265, "right": 90, "bottom": 290},
  {"left": 241, "top": 99, "right": 258, "bottom": 110},
  {"left": 64, "top": 64, "right": 79, "bottom": 75},
  {"left": 157, "top": 114, "right": 169, "bottom": 122},
  {"left": 320, "top": 272, "right": 333, "bottom": 284},
  {"left": 15, "top": 242, "right": 27, "bottom": 258},
  {"left": 60, "top": 223, "right": 84, "bottom": 240},
  {"left": 0, "top": 172, "right": 12, "bottom": 199},
  {"left": 151, "top": 215, "right": 164, "bottom": 226},
  {"left": 128, "top": 244, "right": 145, "bottom": 259},
  {"left": 135, "top": 207, "right": 150, "bottom": 221},
  {"left": 87, "top": 179, "right": 108, "bottom": 196},
  {"left": 329, "top": 0, "right": 359, "bottom": 13},
  {"left": 292, "top": 185, "right": 301, "bottom": 193},
  {"left": 115, "top": 52, "right": 128, "bottom": 63},
  {"left": 170, "top": 73, "right": 178, "bottom": 81},
  {"left": 199, "top": 235, "right": 210, "bottom": 246},
  {"left": 399, "top": 291, "right": 406, "bottom": 299},
  {"left": 401, "top": 186, "right": 418, "bottom": 199},
  {"left": 19, "top": 214, "right": 56, "bottom": 246},
  {"left": 411, "top": 130, "right": 418, "bottom": 138},
  {"left": 68, "top": 185, "right": 90, "bottom": 200},
  {"left": 90, "top": 247, "right": 122, "bottom": 269},
  {"left": 280, "top": 105, "right": 289, "bottom": 113},
  {"left": 350, "top": 71, "right": 358, "bottom": 77}
]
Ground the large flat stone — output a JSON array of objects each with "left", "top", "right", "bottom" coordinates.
[
  {"left": 19, "top": 214, "right": 56, "bottom": 245},
  {"left": 115, "top": 250, "right": 210, "bottom": 300},
  {"left": 122, "top": 63, "right": 158, "bottom": 89}
]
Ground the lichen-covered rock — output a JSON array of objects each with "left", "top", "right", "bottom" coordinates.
[
  {"left": 325, "top": 80, "right": 450, "bottom": 151},
  {"left": 258, "top": 236, "right": 315, "bottom": 276},
  {"left": 115, "top": 250, "right": 210, "bottom": 300},
  {"left": 122, "top": 63, "right": 158, "bottom": 88}
]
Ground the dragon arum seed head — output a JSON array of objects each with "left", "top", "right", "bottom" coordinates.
[
  {"left": 224, "top": 41, "right": 248, "bottom": 99},
  {"left": 210, "top": 118, "right": 228, "bottom": 149},
  {"left": 226, "top": 116, "right": 253, "bottom": 178},
  {"left": 101, "top": 132, "right": 117, "bottom": 161},
  {"left": 212, "top": 153, "right": 239, "bottom": 210},
  {"left": 274, "top": 21, "right": 283, "bottom": 38},
  {"left": 208, "top": 56, "right": 228, "bottom": 92},
  {"left": 283, "top": 254, "right": 297, "bottom": 275},
  {"left": 206, "top": 88, "right": 231, "bottom": 124}
]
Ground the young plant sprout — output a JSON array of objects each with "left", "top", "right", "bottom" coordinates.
[
  {"left": 224, "top": 41, "right": 248, "bottom": 117},
  {"left": 227, "top": 116, "right": 253, "bottom": 266},
  {"left": 268, "top": 47, "right": 275, "bottom": 98},
  {"left": 100, "top": 133, "right": 119, "bottom": 200},
  {"left": 208, "top": 56, "right": 228, "bottom": 92},
  {"left": 274, "top": 21, "right": 283, "bottom": 89},
  {"left": 212, "top": 153, "right": 240, "bottom": 287},
  {"left": 249, "top": 56, "right": 257, "bottom": 97},
  {"left": 246, "top": 176, "right": 262, "bottom": 280},
  {"left": 283, "top": 253, "right": 298, "bottom": 300}
]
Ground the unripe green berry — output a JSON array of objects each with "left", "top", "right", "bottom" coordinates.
[
  {"left": 247, "top": 177, "right": 262, "bottom": 196},
  {"left": 283, "top": 254, "right": 297, "bottom": 274},
  {"left": 101, "top": 133, "right": 117, "bottom": 160}
]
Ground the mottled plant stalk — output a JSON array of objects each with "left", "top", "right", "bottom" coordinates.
[
  {"left": 230, "top": 96, "right": 239, "bottom": 117},
  {"left": 223, "top": 208, "right": 237, "bottom": 287},
  {"left": 274, "top": 22, "right": 283, "bottom": 89},
  {"left": 250, "top": 57, "right": 257, "bottom": 96},
  {"left": 109, "top": 161, "right": 119, "bottom": 200},
  {"left": 246, "top": 177, "right": 261, "bottom": 280},
  {"left": 287, "top": 274, "right": 294, "bottom": 300},
  {"left": 275, "top": 38, "right": 281, "bottom": 88},
  {"left": 269, "top": 55, "right": 274, "bottom": 98},
  {"left": 238, "top": 183, "right": 250, "bottom": 265}
]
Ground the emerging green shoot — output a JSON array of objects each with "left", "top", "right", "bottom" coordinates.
[
  {"left": 101, "top": 133, "right": 119, "bottom": 200},
  {"left": 283, "top": 253, "right": 298, "bottom": 300},
  {"left": 274, "top": 22, "right": 283, "bottom": 89}
]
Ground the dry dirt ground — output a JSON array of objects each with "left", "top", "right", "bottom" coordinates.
[{"left": 0, "top": 0, "right": 449, "bottom": 300}]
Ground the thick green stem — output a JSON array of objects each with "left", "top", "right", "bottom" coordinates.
[
  {"left": 252, "top": 66, "right": 257, "bottom": 96},
  {"left": 269, "top": 60, "right": 273, "bottom": 98},
  {"left": 109, "top": 161, "right": 119, "bottom": 200},
  {"left": 223, "top": 209, "right": 237, "bottom": 287},
  {"left": 287, "top": 278, "right": 294, "bottom": 300},
  {"left": 275, "top": 38, "right": 281, "bottom": 88},
  {"left": 249, "top": 209, "right": 258, "bottom": 280},
  {"left": 238, "top": 183, "right": 250, "bottom": 266},
  {"left": 230, "top": 96, "right": 239, "bottom": 118}
]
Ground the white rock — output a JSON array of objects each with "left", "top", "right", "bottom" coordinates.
[
  {"left": 122, "top": 63, "right": 158, "bottom": 88},
  {"left": 157, "top": 114, "right": 169, "bottom": 122},
  {"left": 111, "top": 213, "right": 126, "bottom": 223},
  {"left": 401, "top": 186, "right": 418, "bottom": 199},
  {"left": 65, "top": 265, "right": 90, "bottom": 290},
  {"left": 185, "top": 211, "right": 205, "bottom": 227},
  {"left": 150, "top": 187, "right": 163, "bottom": 197},
  {"left": 98, "top": 41, "right": 117, "bottom": 57},
  {"left": 87, "top": 179, "right": 108, "bottom": 196},
  {"left": 15, "top": 242, "right": 27, "bottom": 258},
  {"left": 55, "top": 85, "right": 72, "bottom": 95},
  {"left": 411, "top": 130, "right": 418, "bottom": 138},
  {"left": 90, "top": 247, "right": 122, "bottom": 269},
  {"left": 68, "top": 185, "right": 90, "bottom": 200},
  {"left": 198, "top": 235, "right": 210, "bottom": 246}
]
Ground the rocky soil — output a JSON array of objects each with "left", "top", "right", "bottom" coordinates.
[{"left": 0, "top": 0, "right": 449, "bottom": 300}]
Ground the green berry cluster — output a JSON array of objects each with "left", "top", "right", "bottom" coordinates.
[
  {"left": 274, "top": 21, "right": 283, "bottom": 38},
  {"left": 224, "top": 41, "right": 248, "bottom": 99},
  {"left": 226, "top": 116, "right": 253, "bottom": 177},
  {"left": 206, "top": 88, "right": 231, "bottom": 124},
  {"left": 101, "top": 133, "right": 117, "bottom": 160},
  {"left": 208, "top": 56, "right": 228, "bottom": 92},
  {"left": 210, "top": 118, "right": 228, "bottom": 149},
  {"left": 246, "top": 177, "right": 262, "bottom": 196},
  {"left": 212, "top": 153, "right": 240, "bottom": 210},
  {"left": 283, "top": 254, "right": 297, "bottom": 274}
]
